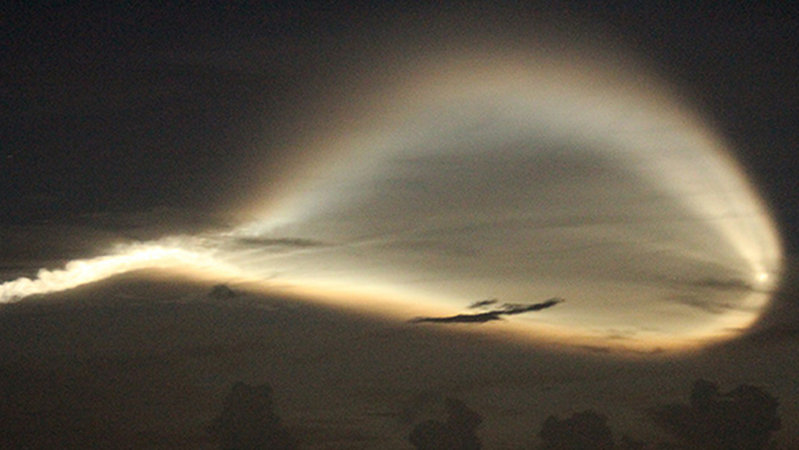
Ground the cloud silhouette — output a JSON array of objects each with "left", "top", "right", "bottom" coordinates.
[
  {"left": 410, "top": 298, "right": 563, "bottom": 324},
  {"left": 468, "top": 299, "right": 498, "bottom": 309},
  {"left": 209, "top": 284, "right": 238, "bottom": 300},
  {"left": 208, "top": 381, "right": 297, "bottom": 450},
  {"left": 409, "top": 397, "right": 483, "bottom": 450},
  {"left": 648, "top": 379, "right": 781, "bottom": 449},
  {"left": 539, "top": 410, "right": 614, "bottom": 450},
  {"left": 410, "top": 311, "right": 505, "bottom": 324}
]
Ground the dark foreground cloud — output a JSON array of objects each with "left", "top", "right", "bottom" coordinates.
[
  {"left": 208, "top": 382, "right": 297, "bottom": 450},
  {"left": 409, "top": 398, "right": 482, "bottom": 450},
  {"left": 648, "top": 379, "right": 780, "bottom": 449},
  {"left": 410, "top": 298, "right": 563, "bottom": 324},
  {"left": 539, "top": 410, "right": 614, "bottom": 450}
]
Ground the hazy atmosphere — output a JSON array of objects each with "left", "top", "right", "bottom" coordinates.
[{"left": 3, "top": 2, "right": 798, "bottom": 448}]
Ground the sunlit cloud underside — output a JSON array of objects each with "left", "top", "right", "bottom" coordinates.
[{"left": 1, "top": 47, "right": 782, "bottom": 351}]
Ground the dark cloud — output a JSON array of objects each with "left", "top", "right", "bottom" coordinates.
[
  {"left": 410, "top": 298, "right": 563, "bottom": 324},
  {"left": 670, "top": 295, "right": 734, "bottom": 314},
  {"left": 398, "top": 391, "right": 446, "bottom": 425},
  {"left": 228, "top": 237, "right": 327, "bottom": 250},
  {"left": 208, "top": 382, "right": 297, "bottom": 449},
  {"left": 468, "top": 299, "right": 498, "bottom": 309},
  {"left": 409, "top": 397, "right": 482, "bottom": 450},
  {"left": 209, "top": 284, "right": 238, "bottom": 300},
  {"left": 648, "top": 379, "right": 781, "bottom": 449},
  {"left": 539, "top": 410, "right": 614, "bottom": 450},
  {"left": 497, "top": 301, "right": 564, "bottom": 314},
  {"left": 577, "top": 345, "right": 614, "bottom": 354},
  {"left": 410, "top": 311, "right": 505, "bottom": 324}
]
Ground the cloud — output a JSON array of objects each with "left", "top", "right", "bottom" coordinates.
[
  {"left": 648, "top": 379, "right": 781, "bottom": 448},
  {"left": 669, "top": 294, "right": 733, "bottom": 314},
  {"left": 497, "top": 300, "right": 564, "bottom": 314},
  {"left": 208, "top": 382, "right": 298, "bottom": 449},
  {"left": 539, "top": 410, "right": 614, "bottom": 450},
  {"left": 209, "top": 284, "right": 238, "bottom": 300},
  {"left": 228, "top": 236, "right": 327, "bottom": 250},
  {"left": 577, "top": 345, "right": 613, "bottom": 354},
  {"left": 232, "top": 237, "right": 326, "bottom": 248},
  {"left": 686, "top": 277, "right": 755, "bottom": 291},
  {"left": 410, "top": 298, "right": 563, "bottom": 324},
  {"left": 468, "top": 299, "right": 498, "bottom": 309},
  {"left": 408, "top": 397, "right": 482, "bottom": 450},
  {"left": 410, "top": 311, "right": 505, "bottom": 324}
]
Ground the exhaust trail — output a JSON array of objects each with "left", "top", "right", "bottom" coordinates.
[
  {"left": 0, "top": 238, "right": 236, "bottom": 303},
  {"left": 0, "top": 43, "right": 783, "bottom": 350}
]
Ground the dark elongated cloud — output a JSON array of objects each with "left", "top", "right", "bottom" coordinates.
[
  {"left": 468, "top": 299, "right": 498, "bottom": 309},
  {"left": 411, "top": 298, "right": 563, "bottom": 324},
  {"left": 229, "top": 237, "right": 327, "bottom": 250},
  {"left": 497, "top": 300, "right": 564, "bottom": 314},
  {"left": 410, "top": 312, "right": 505, "bottom": 324}
]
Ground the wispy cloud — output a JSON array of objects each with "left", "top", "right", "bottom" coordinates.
[
  {"left": 228, "top": 237, "right": 327, "bottom": 249},
  {"left": 687, "top": 277, "right": 754, "bottom": 291},
  {"left": 670, "top": 295, "right": 734, "bottom": 314}
]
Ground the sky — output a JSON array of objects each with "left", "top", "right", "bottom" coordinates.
[{"left": 2, "top": 2, "right": 798, "bottom": 448}]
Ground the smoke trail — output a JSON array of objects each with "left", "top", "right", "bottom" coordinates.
[
  {"left": 0, "top": 238, "right": 233, "bottom": 303},
  {"left": 0, "top": 45, "right": 783, "bottom": 349}
]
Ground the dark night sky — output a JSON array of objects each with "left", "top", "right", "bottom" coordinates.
[{"left": 2, "top": 2, "right": 799, "bottom": 448}]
